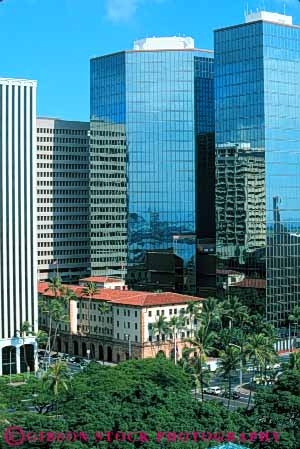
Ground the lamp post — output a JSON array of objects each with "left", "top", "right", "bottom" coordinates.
[
  {"left": 124, "top": 334, "right": 131, "bottom": 359},
  {"left": 229, "top": 343, "right": 243, "bottom": 386},
  {"left": 86, "top": 349, "right": 91, "bottom": 361}
]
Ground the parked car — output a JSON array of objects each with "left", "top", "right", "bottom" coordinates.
[
  {"left": 222, "top": 390, "right": 241, "bottom": 400},
  {"left": 204, "top": 386, "right": 223, "bottom": 396}
]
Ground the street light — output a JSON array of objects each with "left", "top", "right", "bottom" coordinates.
[
  {"left": 86, "top": 349, "right": 91, "bottom": 360},
  {"left": 229, "top": 343, "right": 243, "bottom": 386},
  {"left": 124, "top": 334, "right": 131, "bottom": 359}
]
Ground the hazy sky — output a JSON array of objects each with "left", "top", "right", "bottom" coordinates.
[{"left": 1, "top": 0, "right": 299, "bottom": 120}]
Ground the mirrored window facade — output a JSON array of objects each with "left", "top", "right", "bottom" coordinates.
[
  {"left": 215, "top": 20, "right": 300, "bottom": 330},
  {"left": 90, "top": 49, "right": 214, "bottom": 293}
]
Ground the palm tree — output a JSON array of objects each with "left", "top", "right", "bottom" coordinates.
[
  {"left": 82, "top": 282, "right": 98, "bottom": 334},
  {"left": 218, "top": 346, "right": 241, "bottom": 409},
  {"left": 186, "top": 325, "right": 216, "bottom": 401},
  {"left": 49, "top": 301, "right": 69, "bottom": 354},
  {"left": 245, "top": 333, "right": 276, "bottom": 409},
  {"left": 288, "top": 351, "right": 300, "bottom": 371},
  {"left": 46, "top": 276, "right": 63, "bottom": 299},
  {"left": 168, "top": 315, "right": 185, "bottom": 364},
  {"left": 43, "top": 361, "right": 70, "bottom": 416},
  {"left": 97, "top": 301, "right": 110, "bottom": 363},
  {"left": 18, "top": 321, "right": 33, "bottom": 377},
  {"left": 152, "top": 315, "right": 170, "bottom": 353},
  {"left": 288, "top": 305, "right": 300, "bottom": 350},
  {"left": 82, "top": 282, "right": 98, "bottom": 355},
  {"left": 220, "top": 296, "right": 249, "bottom": 329},
  {"left": 186, "top": 301, "right": 200, "bottom": 337},
  {"left": 200, "top": 296, "right": 222, "bottom": 331}
]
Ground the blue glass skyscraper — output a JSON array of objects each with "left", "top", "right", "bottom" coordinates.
[
  {"left": 215, "top": 11, "right": 300, "bottom": 333},
  {"left": 90, "top": 37, "right": 214, "bottom": 294}
]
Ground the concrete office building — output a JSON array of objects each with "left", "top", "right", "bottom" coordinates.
[
  {"left": 215, "top": 11, "right": 300, "bottom": 337},
  {"left": 36, "top": 118, "right": 90, "bottom": 282},
  {"left": 90, "top": 37, "right": 215, "bottom": 295},
  {"left": 0, "top": 78, "right": 37, "bottom": 375}
]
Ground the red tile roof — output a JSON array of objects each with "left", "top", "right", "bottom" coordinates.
[
  {"left": 231, "top": 278, "right": 266, "bottom": 289},
  {"left": 80, "top": 276, "right": 124, "bottom": 284},
  {"left": 38, "top": 282, "right": 204, "bottom": 307}
]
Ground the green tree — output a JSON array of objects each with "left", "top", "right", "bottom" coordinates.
[
  {"left": 220, "top": 296, "right": 249, "bottom": 329},
  {"left": 186, "top": 325, "right": 216, "bottom": 401},
  {"left": 218, "top": 345, "right": 241, "bottom": 409},
  {"left": 17, "top": 321, "right": 33, "bottom": 377},
  {"left": 152, "top": 314, "right": 170, "bottom": 351},
  {"left": 97, "top": 301, "right": 110, "bottom": 362},
  {"left": 42, "top": 360, "right": 70, "bottom": 416}
]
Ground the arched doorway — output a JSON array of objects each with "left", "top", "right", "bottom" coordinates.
[
  {"left": 64, "top": 342, "right": 69, "bottom": 354},
  {"left": 82, "top": 342, "right": 87, "bottom": 357},
  {"left": 156, "top": 350, "right": 166, "bottom": 359},
  {"left": 116, "top": 353, "right": 120, "bottom": 363},
  {"left": 2, "top": 346, "right": 17, "bottom": 375},
  {"left": 90, "top": 343, "right": 95, "bottom": 359},
  {"left": 107, "top": 346, "right": 112, "bottom": 362},
  {"left": 73, "top": 341, "right": 79, "bottom": 355},
  {"left": 56, "top": 337, "right": 62, "bottom": 353},
  {"left": 20, "top": 344, "right": 34, "bottom": 373},
  {"left": 125, "top": 352, "right": 129, "bottom": 360},
  {"left": 99, "top": 345, "right": 104, "bottom": 361}
]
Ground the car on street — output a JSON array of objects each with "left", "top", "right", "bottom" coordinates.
[
  {"left": 204, "top": 386, "right": 223, "bottom": 396},
  {"left": 222, "top": 390, "right": 241, "bottom": 400}
]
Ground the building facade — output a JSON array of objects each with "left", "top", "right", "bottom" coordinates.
[
  {"left": 215, "top": 11, "right": 300, "bottom": 331},
  {"left": 0, "top": 78, "right": 38, "bottom": 375},
  {"left": 90, "top": 37, "right": 214, "bottom": 294},
  {"left": 36, "top": 118, "right": 90, "bottom": 282},
  {"left": 38, "top": 281, "right": 203, "bottom": 363}
]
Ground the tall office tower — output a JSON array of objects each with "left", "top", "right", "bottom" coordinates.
[
  {"left": 36, "top": 118, "right": 90, "bottom": 282},
  {"left": 90, "top": 37, "right": 214, "bottom": 293},
  {"left": 215, "top": 11, "right": 300, "bottom": 333},
  {"left": 0, "top": 78, "right": 37, "bottom": 375}
]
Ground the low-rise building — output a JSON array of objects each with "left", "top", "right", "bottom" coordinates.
[{"left": 38, "top": 282, "right": 203, "bottom": 363}]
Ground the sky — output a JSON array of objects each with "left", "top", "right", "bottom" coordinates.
[{"left": 1, "top": 0, "right": 300, "bottom": 121}]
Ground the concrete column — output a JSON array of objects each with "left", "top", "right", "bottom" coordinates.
[{"left": 16, "top": 346, "right": 21, "bottom": 374}]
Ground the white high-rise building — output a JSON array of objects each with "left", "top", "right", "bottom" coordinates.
[
  {"left": 36, "top": 118, "right": 90, "bottom": 282},
  {"left": 0, "top": 78, "right": 37, "bottom": 375}
]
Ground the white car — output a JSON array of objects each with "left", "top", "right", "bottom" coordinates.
[{"left": 204, "top": 386, "right": 223, "bottom": 396}]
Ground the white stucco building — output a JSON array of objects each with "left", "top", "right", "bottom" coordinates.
[{"left": 0, "top": 78, "right": 38, "bottom": 375}]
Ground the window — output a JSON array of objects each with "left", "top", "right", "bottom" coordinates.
[
  {"left": 149, "top": 336, "right": 152, "bottom": 342},
  {"left": 135, "top": 323, "right": 138, "bottom": 330},
  {"left": 117, "top": 321, "right": 119, "bottom": 327},
  {"left": 135, "top": 311, "right": 138, "bottom": 318},
  {"left": 174, "top": 309, "right": 177, "bottom": 315},
  {"left": 135, "top": 336, "right": 138, "bottom": 342},
  {"left": 156, "top": 310, "right": 160, "bottom": 316},
  {"left": 169, "top": 309, "right": 173, "bottom": 315},
  {"left": 148, "top": 311, "right": 152, "bottom": 317},
  {"left": 161, "top": 310, "right": 165, "bottom": 316},
  {"left": 128, "top": 322, "right": 130, "bottom": 329}
]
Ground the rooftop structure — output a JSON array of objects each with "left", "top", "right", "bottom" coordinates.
[
  {"left": 245, "top": 11, "right": 293, "bottom": 26},
  {"left": 133, "top": 36, "right": 195, "bottom": 50}
]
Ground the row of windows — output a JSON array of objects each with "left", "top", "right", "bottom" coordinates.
[
  {"left": 38, "top": 172, "right": 89, "bottom": 178},
  {"left": 37, "top": 207, "right": 88, "bottom": 212},
  {"left": 38, "top": 224, "right": 89, "bottom": 230},
  {"left": 37, "top": 190, "right": 88, "bottom": 196},
  {"left": 38, "top": 215, "right": 88, "bottom": 221},
  {"left": 37, "top": 128, "right": 88, "bottom": 135},
  {"left": 38, "top": 233, "right": 89, "bottom": 239},
  {"left": 37, "top": 163, "right": 88, "bottom": 169},
  {"left": 38, "top": 241, "right": 88, "bottom": 248},
  {"left": 37, "top": 154, "right": 88, "bottom": 161},
  {"left": 37, "top": 146, "right": 88, "bottom": 153},
  {"left": 90, "top": 130, "right": 125, "bottom": 137},
  {"left": 116, "top": 321, "right": 138, "bottom": 330},
  {"left": 116, "top": 333, "right": 139, "bottom": 342},
  {"left": 148, "top": 308, "right": 188, "bottom": 317},
  {"left": 116, "top": 309, "right": 138, "bottom": 317},
  {"left": 37, "top": 181, "right": 88, "bottom": 186},
  {"left": 38, "top": 259, "right": 89, "bottom": 265},
  {"left": 37, "top": 137, "right": 89, "bottom": 144},
  {"left": 148, "top": 331, "right": 190, "bottom": 342},
  {"left": 38, "top": 250, "right": 88, "bottom": 256}
]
